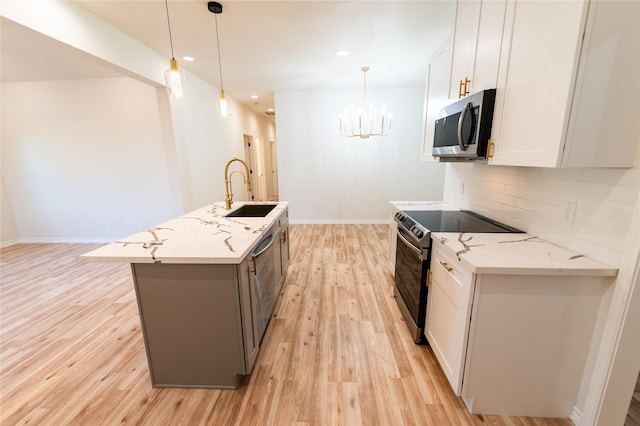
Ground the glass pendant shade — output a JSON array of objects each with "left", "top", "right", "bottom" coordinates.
[
  {"left": 219, "top": 90, "right": 229, "bottom": 117},
  {"left": 209, "top": 2, "right": 228, "bottom": 118},
  {"left": 165, "top": 58, "right": 186, "bottom": 98}
]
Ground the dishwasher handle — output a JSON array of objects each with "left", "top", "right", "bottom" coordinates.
[{"left": 252, "top": 232, "right": 275, "bottom": 259}]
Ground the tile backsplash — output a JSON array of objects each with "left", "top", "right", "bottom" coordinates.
[{"left": 443, "top": 164, "right": 640, "bottom": 266}]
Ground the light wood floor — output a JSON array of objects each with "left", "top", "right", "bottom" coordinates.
[{"left": 1, "top": 224, "right": 572, "bottom": 425}]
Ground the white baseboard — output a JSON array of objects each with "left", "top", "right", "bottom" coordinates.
[
  {"left": 0, "top": 239, "right": 20, "bottom": 249},
  {"left": 570, "top": 405, "right": 582, "bottom": 425}
]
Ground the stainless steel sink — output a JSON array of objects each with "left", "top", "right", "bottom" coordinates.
[{"left": 225, "top": 204, "right": 277, "bottom": 218}]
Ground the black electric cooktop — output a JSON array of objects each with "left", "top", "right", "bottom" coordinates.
[{"left": 406, "top": 210, "right": 522, "bottom": 233}]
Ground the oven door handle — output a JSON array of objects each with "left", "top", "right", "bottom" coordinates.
[{"left": 397, "top": 228, "right": 426, "bottom": 260}]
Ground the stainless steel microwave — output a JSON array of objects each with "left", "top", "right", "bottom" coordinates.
[{"left": 432, "top": 89, "right": 496, "bottom": 161}]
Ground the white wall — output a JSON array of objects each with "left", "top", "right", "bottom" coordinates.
[
  {"left": 0, "top": 76, "right": 274, "bottom": 245},
  {"left": 168, "top": 77, "right": 274, "bottom": 212},
  {"left": 1, "top": 77, "right": 182, "bottom": 242},
  {"left": 0, "top": 1, "right": 276, "bottom": 245},
  {"left": 1, "top": 176, "right": 19, "bottom": 246},
  {"left": 275, "top": 87, "right": 446, "bottom": 223},
  {"left": 443, "top": 164, "right": 640, "bottom": 267}
]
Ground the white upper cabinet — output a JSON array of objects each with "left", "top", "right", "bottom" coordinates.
[
  {"left": 422, "top": 0, "right": 506, "bottom": 160},
  {"left": 449, "top": 1, "right": 479, "bottom": 99},
  {"left": 450, "top": 0, "right": 506, "bottom": 99},
  {"left": 489, "top": 0, "right": 640, "bottom": 168}
]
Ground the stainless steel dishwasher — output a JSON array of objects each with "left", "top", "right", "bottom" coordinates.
[{"left": 251, "top": 229, "right": 278, "bottom": 341}]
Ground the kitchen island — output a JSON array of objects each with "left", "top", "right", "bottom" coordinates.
[{"left": 81, "top": 202, "right": 290, "bottom": 389}]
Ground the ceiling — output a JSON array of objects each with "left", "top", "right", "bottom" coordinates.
[{"left": 1, "top": 1, "right": 455, "bottom": 116}]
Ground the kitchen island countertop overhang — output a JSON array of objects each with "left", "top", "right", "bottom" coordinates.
[{"left": 80, "top": 201, "right": 289, "bottom": 264}]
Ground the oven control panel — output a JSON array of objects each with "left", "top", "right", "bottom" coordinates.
[
  {"left": 411, "top": 226, "right": 424, "bottom": 239},
  {"left": 394, "top": 211, "right": 430, "bottom": 247}
]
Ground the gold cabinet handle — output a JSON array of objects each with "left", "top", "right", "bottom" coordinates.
[
  {"left": 439, "top": 261, "right": 453, "bottom": 272},
  {"left": 485, "top": 139, "right": 494, "bottom": 160},
  {"left": 459, "top": 77, "right": 471, "bottom": 99}
]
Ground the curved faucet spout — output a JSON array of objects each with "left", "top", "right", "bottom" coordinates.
[{"left": 224, "top": 157, "right": 252, "bottom": 210}]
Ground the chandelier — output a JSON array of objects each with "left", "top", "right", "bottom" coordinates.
[{"left": 340, "top": 67, "right": 391, "bottom": 139}]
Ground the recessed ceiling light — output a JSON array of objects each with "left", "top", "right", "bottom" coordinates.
[
  {"left": 251, "top": 95, "right": 259, "bottom": 99},
  {"left": 335, "top": 50, "right": 349, "bottom": 57},
  {"left": 267, "top": 108, "right": 274, "bottom": 112},
  {"left": 182, "top": 55, "right": 194, "bottom": 62}
]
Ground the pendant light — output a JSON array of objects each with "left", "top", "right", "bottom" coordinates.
[
  {"left": 163, "top": 0, "right": 185, "bottom": 97},
  {"left": 340, "top": 67, "right": 391, "bottom": 139},
  {"left": 208, "top": 2, "right": 229, "bottom": 117}
]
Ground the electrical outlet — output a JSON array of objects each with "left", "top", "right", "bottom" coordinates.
[{"left": 563, "top": 201, "right": 577, "bottom": 224}]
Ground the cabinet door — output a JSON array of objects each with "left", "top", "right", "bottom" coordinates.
[
  {"left": 449, "top": 0, "right": 505, "bottom": 97},
  {"left": 471, "top": 0, "right": 506, "bottom": 91},
  {"left": 562, "top": 0, "right": 640, "bottom": 167},
  {"left": 280, "top": 225, "right": 290, "bottom": 278},
  {"left": 273, "top": 226, "right": 283, "bottom": 287},
  {"left": 489, "top": 0, "right": 587, "bottom": 167},
  {"left": 449, "top": 0, "right": 480, "bottom": 99},
  {"left": 421, "top": 42, "right": 453, "bottom": 161},
  {"left": 425, "top": 243, "right": 475, "bottom": 395},
  {"left": 237, "top": 256, "right": 259, "bottom": 374}
]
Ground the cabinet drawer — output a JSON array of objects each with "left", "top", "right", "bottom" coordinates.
[{"left": 431, "top": 240, "right": 473, "bottom": 300}]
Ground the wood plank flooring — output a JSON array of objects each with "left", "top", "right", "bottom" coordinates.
[{"left": 0, "top": 225, "right": 573, "bottom": 425}]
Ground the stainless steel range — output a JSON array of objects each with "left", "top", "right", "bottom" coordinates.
[{"left": 393, "top": 209, "right": 522, "bottom": 343}]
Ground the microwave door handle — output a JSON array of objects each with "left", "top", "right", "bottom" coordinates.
[{"left": 457, "top": 102, "right": 472, "bottom": 151}]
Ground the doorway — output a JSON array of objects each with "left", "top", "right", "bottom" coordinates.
[
  {"left": 269, "top": 140, "right": 279, "bottom": 201},
  {"left": 243, "top": 134, "right": 278, "bottom": 202}
]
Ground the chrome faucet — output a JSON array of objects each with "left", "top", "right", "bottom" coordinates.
[{"left": 224, "top": 157, "right": 252, "bottom": 210}]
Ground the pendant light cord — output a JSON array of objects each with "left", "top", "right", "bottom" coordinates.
[
  {"left": 214, "top": 14, "right": 224, "bottom": 91},
  {"left": 164, "top": 0, "right": 176, "bottom": 58}
]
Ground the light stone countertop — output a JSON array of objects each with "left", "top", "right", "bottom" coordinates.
[
  {"left": 390, "top": 200, "right": 460, "bottom": 212},
  {"left": 431, "top": 232, "right": 618, "bottom": 276},
  {"left": 80, "top": 202, "right": 289, "bottom": 265}
]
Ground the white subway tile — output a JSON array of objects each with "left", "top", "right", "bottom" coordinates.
[{"left": 444, "top": 164, "right": 639, "bottom": 265}]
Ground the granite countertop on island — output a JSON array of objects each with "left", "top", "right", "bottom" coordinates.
[
  {"left": 431, "top": 232, "right": 618, "bottom": 276},
  {"left": 81, "top": 202, "right": 288, "bottom": 265}
]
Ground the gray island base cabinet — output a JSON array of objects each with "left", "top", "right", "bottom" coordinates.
[
  {"left": 80, "top": 202, "right": 290, "bottom": 389},
  {"left": 132, "top": 259, "right": 258, "bottom": 389}
]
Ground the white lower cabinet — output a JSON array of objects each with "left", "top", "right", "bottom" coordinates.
[
  {"left": 425, "top": 239, "right": 474, "bottom": 394},
  {"left": 425, "top": 240, "right": 610, "bottom": 417}
]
